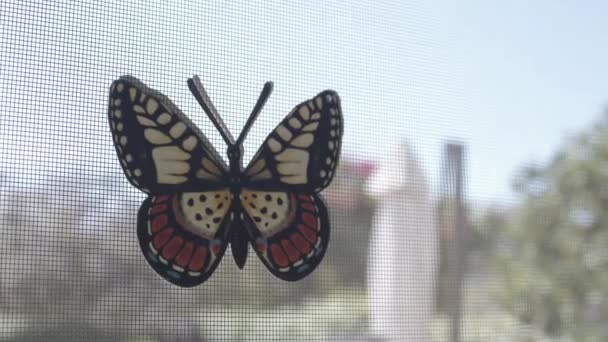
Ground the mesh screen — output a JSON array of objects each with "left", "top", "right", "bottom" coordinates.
[{"left": 2, "top": 1, "right": 604, "bottom": 341}]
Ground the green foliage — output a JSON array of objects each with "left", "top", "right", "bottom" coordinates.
[{"left": 483, "top": 112, "right": 608, "bottom": 340}]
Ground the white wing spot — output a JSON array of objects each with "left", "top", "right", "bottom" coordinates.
[
  {"left": 330, "top": 130, "right": 336, "bottom": 137},
  {"left": 182, "top": 136, "right": 197, "bottom": 151},
  {"left": 268, "top": 138, "right": 282, "bottom": 152},
  {"left": 136, "top": 115, "right": 157, "bottom": 127},
  {"left": 315, "top": 97, "right": 323, "bottom": 108},
  {"left": 129, "top": 88, "right": 137, "bottom": 101},
  {"left": 281, "top": 175, "right": 307, "bottom": 184},
  {"left": 152, "top": 146, "right": 190, "bottom": 160},
  {"left": 311, "top": 113, "right": 321, "bottom": 120},
  {"left": 302, "top": 122, "right": 319, "bottom": 132},
  {"left": 146, "top": 98, "right": 159, "bottom": 114},
  {"left": 331, "top": 118, "right": 338, "bottom": 126},
  {"left": 329, "top": 141, "right": 335, "bottom": 150},
  {"left": 113, "top": 98, "right": 121, "bottom": 106},
  {"left": 201, "top": 158, "right": 222, "bottom": 176},
  {"left": 291, "top": 133, "right": 314, "bottom": 148},
  {"left": 133, "top": 105, "right": 146, "bottom": 114},
  {"left": 157, "top": 113, "right": 171, "bottom": 125},
  {"left": 116, "top": 83, "right": 124, "bottom": 92},
  {"left": 125, "top": 154, "right": 133, "bottom": 162},
  {"left": 251, "top": 169, "right": 272, "bottom": 180},
  {"left": 288, "top": 117, "right": 302, "bottom": 129},
  {"left": 116, "top": 123, "right": 124, "bottom": 131},
  {"left": 134, "top": 169, "right": 142, "bottom": 177},
  {"left": 114, "top": 110, "right": 122, "bottom": 119},
  {"left": 247, "top": 159, "right": 266, "bottom": 176},
  {"left": 120, "top": 136, "right": 127, "bottom": 146},
  {"left": 276, "top": 148, "right": 308, "bottom": 162},
  {"left": 276, "top": 125, "right": 293, "bottom": 141},
  {"left": 169, "top": 122, "right": 187, "bottom": 138},
  {"left": 144, "top": 128, "right": 172, "bottom": 144},
  {"left": 277, "top": 162, "right": 303, "bottom": 176},
  {"left": 320, "top": 170, "right": 327, "bottom": 177},
  {"left": 326, "top": 157, "right": 332, "bottom": 165},
  {"left": 196, "top": 169, "right": 220, "bottom": 181},
  {"left": 152, "top": 146, "right": 190, "bottom": 184},
  {"left": 299, "top": 106, "right": 310, "bottom": 120}
]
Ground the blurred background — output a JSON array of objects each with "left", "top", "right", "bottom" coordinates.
[{"left": 1, "top": 1, "right": 607, "bottom": 341}]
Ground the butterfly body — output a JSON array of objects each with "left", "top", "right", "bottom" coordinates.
[{"left": 108, "top": 75, "right": 342, "bottom": 287}]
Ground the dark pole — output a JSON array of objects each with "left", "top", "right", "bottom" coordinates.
[{"left": 440, "top": 142, "right": 467, "bottom": 342}]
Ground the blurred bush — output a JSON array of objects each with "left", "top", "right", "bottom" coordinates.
[{"left": 473, "top": 111, "right": 608, "bottom": 340}]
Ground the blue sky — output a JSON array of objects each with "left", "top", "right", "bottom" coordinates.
[
  {"left": 430, "top": 1, "right": 608, "bottom": 203},
  {"left": 1, "top": 0, "right": 606, "bottom": 206}
]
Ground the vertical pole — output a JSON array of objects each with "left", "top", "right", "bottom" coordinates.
[{"left": 440, "top": 142, "right": 467, "bottom": 342}]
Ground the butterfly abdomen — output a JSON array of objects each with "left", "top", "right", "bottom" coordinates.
[{"left": 230, "top": 227, "right": 249, "bottom": 269}]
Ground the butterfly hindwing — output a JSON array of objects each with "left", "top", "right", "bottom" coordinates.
[
  {"left": 240, "top": 190, "right": 329, "bottom": 281},
  {"left": 244, "top": 91, "right": 343, "bottom": 193},
  {"left": 108, "top": 76, "right": 227, "bottom": 194},
  {"left": 138, "top": 191, "right": 233, "bottom": 287}
]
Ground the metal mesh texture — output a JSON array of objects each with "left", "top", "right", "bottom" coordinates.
[{"left": 0, "top": 1, "right": 476, "bottom": 341}]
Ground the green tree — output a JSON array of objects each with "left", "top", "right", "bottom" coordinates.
[{"left": 492, "top": 112, "right": 608, "bottom": 340}]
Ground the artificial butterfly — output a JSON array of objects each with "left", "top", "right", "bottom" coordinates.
[{"left": 107, "top": 75, "right": 342, "bottom": 287}]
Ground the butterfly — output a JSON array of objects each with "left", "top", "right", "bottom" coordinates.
[{"left": 107, "top": 75, "right": 342, "bottom": 287}]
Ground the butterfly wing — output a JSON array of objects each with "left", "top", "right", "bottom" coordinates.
[
  {"left": 239, "top": 190, "right": 329, "bottom": 281},
  {"left": 239, "top": 90, "right": 341, "bottom": 280},
  {"left": 138, "top": 191, "right": 233, "bottom": 287},
  {"left": 243, "top": 90, "right": 342, "bottom": 193},
  {"left": 108, "top": 76, "right": 233, "bottom": 286},
  {"left": 108, "top": 75, "right": 228, "bottom": 194}
]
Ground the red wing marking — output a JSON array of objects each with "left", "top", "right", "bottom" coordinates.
[
  {"left": 137, "top": 194, "right": 231, "bottom": 287},
  {"left": 189, "top": 246, "right": 208, "bottom": 272},
  {"left": 290, "top": 233, "right": 312, "bottom": 255},
  {"left": 175, "top": 242, "right": 195, "bottom": 267},
  {"left": 281, "top": 240, "right": 301, "bottom": 263},
  {"left": 243, "top": 192, "right": 330, "bottom": 281},
  {"left": 151, "top": 215, "right": 168, "bottom": 233},
  {"left": 153, "top": 227, "right": 174, "bottom": 249},
  {"left": 298, "top": 224, "right": 317, "bottom": 243},
  {"left": 269, "top": 244, "right": 289, "bottom": 268},
  {"left": 151, "top": 204, "right": 167, "bottom": 215},
  {"left": 162, "top": 236, "right": 184, "bottom": 259},
  {"left": 301, "top": 212, "right": 317, "bottom": 230}
]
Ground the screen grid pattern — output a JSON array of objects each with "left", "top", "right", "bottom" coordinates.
[{"left": 0, "top": 1, "right": 490, "bottom": 341}]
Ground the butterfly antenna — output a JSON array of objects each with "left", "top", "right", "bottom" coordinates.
[
  {"left": 187, "top": 75, "right": 236, "bottom": 146},
  {"left": 235, "top": 81, "right": 274, "bottom": 147}
]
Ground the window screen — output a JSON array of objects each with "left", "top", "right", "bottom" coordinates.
[{"left": 2, "top": 1, "right": 605, "bottom": 341}]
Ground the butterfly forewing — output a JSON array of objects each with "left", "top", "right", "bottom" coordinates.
[
  {"left": 240, "top": 189, "right": 329, "bottom": 281},
  {"left": 244, "top": 90, "right": 343, "bottom": 193},
  {"left": 108, "top": 76, "right": 228, "bottom": 193},
  {"left": 138, "top": 191, "right": 232, "bottom": 287}
]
